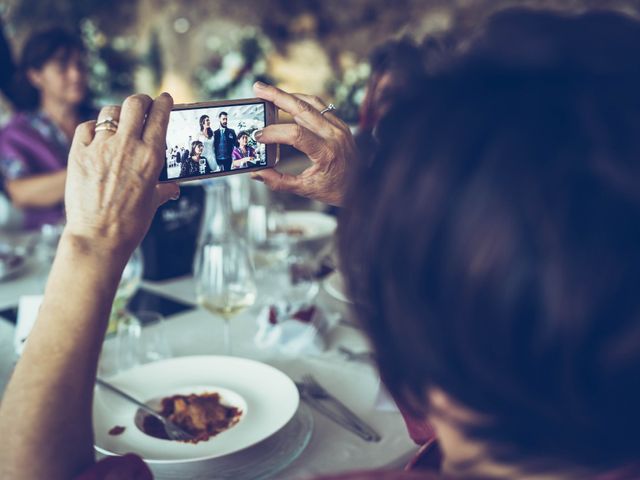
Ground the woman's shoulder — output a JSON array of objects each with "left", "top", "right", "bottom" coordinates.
[
  {"left": 1, "top": 112, "right": 35, "bottom": 135},
  {"left": 0, "top": 112, "right": 40, "bottom": 150}
]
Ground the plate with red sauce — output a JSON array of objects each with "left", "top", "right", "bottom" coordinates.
[{"left": 93, "top": 356, "right": 299, "bottom": 463}]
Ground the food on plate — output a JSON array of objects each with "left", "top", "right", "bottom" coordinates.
[
  {"left": 108, "top": 425, "right": 126, "bottom": 436},
  {"left": 275, "top": 225, "right": 306, "bottom": 237},
  {"left": 141, "top": 392, "right": 242, "bottom": 443}
]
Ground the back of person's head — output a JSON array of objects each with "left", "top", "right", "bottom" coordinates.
[
  {"left": 340, "top": 7, "right": 640, "bottom": 474},
  {"left": 12, "top": 27, "right": 85, "bottom": 111},
  {"left": 359, "top": 37, "right": 429, "bottom": 132},
  {"left": 368, "top": 36, "right": 424, "bottom": 81}
]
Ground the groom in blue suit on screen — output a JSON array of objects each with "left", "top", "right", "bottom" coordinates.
[{"left": 214, "top": 111, "right": 238, "bottom": 172}]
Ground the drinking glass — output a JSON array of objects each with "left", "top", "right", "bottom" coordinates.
[
  {"left": 116, "top": 310, "right": 172, "bottom": 371},
  {"left": 132, "top": 311, "right": 173, "bottom": 363},
  {"left": 107, "top": 247, "right": 143, "bottom": 335},
  {"left": 195, "top": 239, "right": 257, "bottom": 355},
  {"left": 248, "top": 202, "right": 290, "bottom": 271}
]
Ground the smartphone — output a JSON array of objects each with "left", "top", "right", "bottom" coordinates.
[
  {"left": 159, "top": 98, "right": 278, "bottom": 183},
  {"left": 127, "top": 289, "right": 194, "bottom": 320}
]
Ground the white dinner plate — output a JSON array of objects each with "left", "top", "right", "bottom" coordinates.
[
  {"left": 323, "top": 271, "right": 352, "bottom": 304},
  {"left": 93, "top": 356, "right": 299, "bottom": 463},
  {"left": 282, "top": 211, "right": 337, "bottom": 242}
]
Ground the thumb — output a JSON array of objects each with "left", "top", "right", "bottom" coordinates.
[{"left": 153, "top": 183, "right": 180, "bottom": 208}]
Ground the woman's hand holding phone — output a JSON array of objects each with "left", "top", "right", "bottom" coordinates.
[
  {"left": 65, "top": 93, "right": 180, "bottom": 258},
  {"left": 250, "top": 81, "right": 356, "bottom": 207}
]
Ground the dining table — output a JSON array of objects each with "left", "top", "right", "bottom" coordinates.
[{"left": 0, "top": 230, "right": 419, "bottom": 480}]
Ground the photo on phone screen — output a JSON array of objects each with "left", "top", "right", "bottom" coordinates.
[{"left": 161, "top": 99, "right": 275, "bottom": 182}]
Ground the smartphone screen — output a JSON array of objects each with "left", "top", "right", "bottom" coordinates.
[
  {"left": 127, "top": 289, "right": 194, "bottom": 320},
  {"left": 160, "top": 99, "right": 275, "bottom": 183}
]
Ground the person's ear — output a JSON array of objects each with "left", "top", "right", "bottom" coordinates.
[{"left": 26, "top": 68, "right": 43, "bottom": 89}]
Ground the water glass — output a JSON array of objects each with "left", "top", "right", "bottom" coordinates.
[{"left": 115, "top": 310, "right": 172, "bottom": 372}]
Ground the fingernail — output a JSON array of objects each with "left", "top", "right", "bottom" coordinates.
[
  {"left": 251, "top": 173, "right": 264, "bottom": 182},
  {"left": 254, "top": 129, "right": 263, "bottom": 140},
  {"left": 171, "top": 191, "right": 180, "bottom": 200},
  {"left": 254, "top": 81, "right": 268, "bottom": 89}
]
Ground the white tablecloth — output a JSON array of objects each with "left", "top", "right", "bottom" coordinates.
[{"left": 0, "top": 267, "right": 418, "bottom": 479}]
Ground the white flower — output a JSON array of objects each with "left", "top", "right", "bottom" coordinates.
[
  {"left": 223, "top": 51, "right": 244, "bottom": 70},
  {"left": 253, "top": 59, "right": 267, "bottom": 74},
  {"left": 358, "top": 63, "right": 371, "bottom": 78},
  {"left": 353, "top": 88, "right": 366, "bottom": 105},
  {"left": 344, "top": 69, "right": 357, "bottom": 85},
  {"left": 94, "top": 62, "right": 108, "bottom": 75}
]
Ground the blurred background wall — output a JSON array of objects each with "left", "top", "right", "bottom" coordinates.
[{"left": 1, "top": 0, "right": 639, "bottom": 124}]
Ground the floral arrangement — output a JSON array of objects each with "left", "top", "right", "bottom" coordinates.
[
  {"left": 193, "top": 27, "right": 274, "bottom": 100},
  {"left": 327, "top": 61, "right": 371, "bottom": 125},
  {"left": 79, "top": 19, "right": 138, "bottom": 104}
]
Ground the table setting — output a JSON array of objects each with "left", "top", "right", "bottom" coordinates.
[{"left": 0, "top": 178, "right": 418, "bottom": 479}]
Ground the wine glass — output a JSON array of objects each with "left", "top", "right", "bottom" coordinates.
[
  {"left": 106, "top": 247, "right": 143, "bottom": 335},
  {"left": 195, "top": 239, "right": 256, "bottom": 355}
]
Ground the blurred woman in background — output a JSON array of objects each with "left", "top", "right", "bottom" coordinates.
[{"left": 0, "top": 28, "right": 94, "bottom": 230}]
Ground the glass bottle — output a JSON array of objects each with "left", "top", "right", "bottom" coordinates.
[{"left": 194, "top": 180, "right": 256, "bottom": 355}]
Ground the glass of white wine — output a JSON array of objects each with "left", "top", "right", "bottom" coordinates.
[{"left": 195, "top": 240, "right": 256, "bottom": 355}]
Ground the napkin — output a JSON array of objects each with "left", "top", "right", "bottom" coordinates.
[
  {"left": 14, "top": 295, "right": 43, "bottom": 355},
  {"left": 254, "top": 302, "right": 334, "bottom": 355}
]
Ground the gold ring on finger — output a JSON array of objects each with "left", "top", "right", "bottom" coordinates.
[
  {"left": 95, "top": 124, "right": 118, "bottom": 133},
  {"left": 95, "top": 117, "right": 119, "bottom": 132}
]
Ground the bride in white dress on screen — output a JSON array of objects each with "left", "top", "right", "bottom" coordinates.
[{"left": 196, "top": 114, "right": 218, "bottom": 172}]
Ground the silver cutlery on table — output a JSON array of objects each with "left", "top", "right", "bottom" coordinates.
[
  {"left": 296, "top": 375, "right": 381, "bottom": 442},
  {"left": 95, "top": 378, "right": 195, "bottom": 442},
  {"left": 337, "top": 317, "right": 362, "bottom": 330},
  {"left": 337, "top": 346, "right": 376, "bottom": 364}
]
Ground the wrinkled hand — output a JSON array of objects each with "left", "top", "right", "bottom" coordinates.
[
  {"left": 64, "top": 93, "right": 180, "bottom": 256},
  {"left": 252, "top": 82, "right": 356, "bottom": 206}
]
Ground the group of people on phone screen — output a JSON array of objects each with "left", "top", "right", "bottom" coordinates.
[{"left": 167, "top": 111, "right": 260, "bottom": 178}]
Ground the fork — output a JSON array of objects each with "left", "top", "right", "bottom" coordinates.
[
  {"left": 96, "top": 378, "right": 195, "bottom": 442},
  {"left": 298, "top": 375, "right": 381, "bottom": 442}
]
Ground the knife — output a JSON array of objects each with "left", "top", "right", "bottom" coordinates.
[{"left": 296, "top": 376, "right": 381, "bottom": 442}]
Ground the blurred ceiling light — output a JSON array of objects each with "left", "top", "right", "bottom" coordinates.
[{"left": 173, "top": 17, "right": 191, "bottom": 34}]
